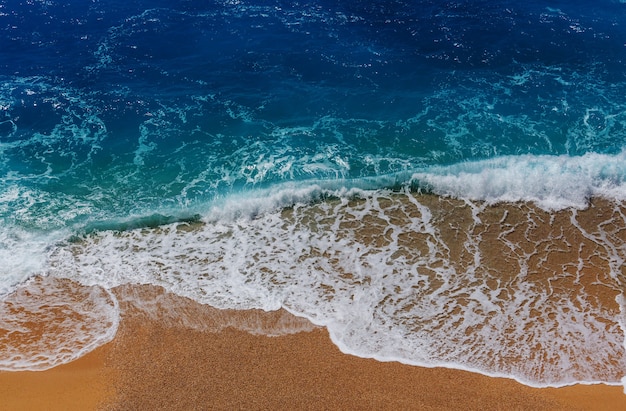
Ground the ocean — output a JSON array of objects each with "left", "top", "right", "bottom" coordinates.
[{"left": 1, "top": 0, "right": 625, "bottom": 390}]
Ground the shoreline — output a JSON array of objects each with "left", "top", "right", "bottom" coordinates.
[{"left": 1, "top": 287, "right": 624, "bottom": 410}]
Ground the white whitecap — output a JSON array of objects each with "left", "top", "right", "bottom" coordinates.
[{"left": 412, "top": 151, "right": 626, "bottom": 210}]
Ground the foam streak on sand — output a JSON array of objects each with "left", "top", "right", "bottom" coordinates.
[
  {"left": 0, "top": 276, "right": 119, "bottom": 371},
  {"left": 2, "top": 285, "right": 626, "bottom": 410},
  {"left": 5, "top": 190, "right": 618, "bottom": 390}
]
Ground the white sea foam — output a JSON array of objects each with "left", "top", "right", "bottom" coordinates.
[
  {"left": 0, "top": 227, "right": 64, "bottom": 297},
  {"left": 45, "top": 184, "right": 626, "bottom": 387},
  {"left": 3, "top": 152, "right": 626, "bottom": 384},
  {"left": 0, "top": 276, "right": 119, "bottom": 371},
  {"left": 412, "top": 151, "right": 626, "bottom": 210}
]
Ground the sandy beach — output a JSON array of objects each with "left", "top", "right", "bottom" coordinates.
[{"left": 1, "top": 285, "right": 624, "bottom": 411}]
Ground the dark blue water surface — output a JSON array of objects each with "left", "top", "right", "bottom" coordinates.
[{"left": 1, "top": 0, "right": 626, "bottom": 276}]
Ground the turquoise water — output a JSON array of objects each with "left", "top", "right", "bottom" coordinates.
[{"left": 1, "top": 0, "right": 626, "bottom": 388}]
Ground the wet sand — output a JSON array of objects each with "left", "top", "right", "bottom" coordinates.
[{"left": 0, "top": 288, "right": 624, "bottom": 411}]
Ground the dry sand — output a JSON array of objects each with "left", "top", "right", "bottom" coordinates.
[
  {"left": 1, "top": 287, "right": 624, "bottom": 411},
  {"left": 0, "top": 344, "right": 113, "bottom": 410}
]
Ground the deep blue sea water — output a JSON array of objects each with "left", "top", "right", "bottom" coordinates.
[{"left": 1, "top": 0, "right": 626, "bottom": 388}]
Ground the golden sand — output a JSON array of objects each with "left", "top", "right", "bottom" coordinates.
[
  {"left": 0, "top": 344, "right": 113, "bottom": 411},
  {"left": 0, "top": 286, "right": 624, "bottom": 411}
]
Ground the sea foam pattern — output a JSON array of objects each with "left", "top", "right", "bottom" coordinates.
[{"left": 45, "top": 190, "right": 625, "bottom": 386}]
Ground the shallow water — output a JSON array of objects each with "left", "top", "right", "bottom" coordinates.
[{"left": 2, "top": 191, "right": 624, "bottom": 389}]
